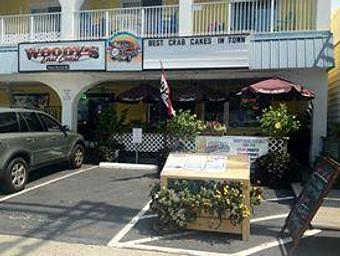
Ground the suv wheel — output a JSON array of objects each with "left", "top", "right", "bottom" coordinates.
[
  {"left": 70, "top": 144, "right": 85, "bottom": 169},
  {"left": 3, "top": 158, "right": 29, "bottom": 194}
]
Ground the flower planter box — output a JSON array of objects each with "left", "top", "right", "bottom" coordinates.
[{"left": 160, "top": 153, "right": 251, "bottom": 240}]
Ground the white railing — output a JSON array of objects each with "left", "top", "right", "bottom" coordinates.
[
  {"left": 75, "top": 5, "right": 179, "bottom": 40},
  {"left": 0, "top": 13, "right": 61, "bottom": 45},
  {"left": 193, "top": 0, "right": 317, "bottom": 35}
]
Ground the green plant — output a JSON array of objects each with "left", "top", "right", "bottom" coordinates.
[
  {"left": 259, "top": 103, "right": 300, "bottom": 139},
  {"left": 150, "top": 180, "right": 263, "bottom": 231},
  {"left": 255, "top": 151, "right": 291, "bottom": 187},
  {"left": 204, "top": 121, "right": 226, "bottom": 135},
  {"left": 167, "top": 110, "right": 205, "bottom": 138},
  {"left": 97, "top": 105, "right": 128, "bottom": 141}
]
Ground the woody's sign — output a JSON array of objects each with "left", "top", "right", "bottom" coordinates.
[{"left": 18, "top": 40, "right": 106, "bottom": 72}]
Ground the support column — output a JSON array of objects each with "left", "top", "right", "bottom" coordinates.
[
  {"left": 316, "top": 0, "right": 331, "bottom": 30},
  {"left": 58, "top": 0, "right": 85, "bottom": 40},
  {"left": 179, "top": 0, "right": 193, "bottom": 36}
]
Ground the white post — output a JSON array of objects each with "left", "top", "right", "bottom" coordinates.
[
  {"left": 30, "top": 16, "right": 34, "bottom": 41},
  {"left": 105, "top": 11, "right": 110, "bottom": 38},
  {"left": 316, "top": 0, "right": 331, "bottom": 30},
  {"left": 270, "top": 0, "right": 275, "bottom": 32},
  {"left": 59, "top": 0, "right": 85, "bottom": 40},
  {"left": 1, "top": 18, "right": 4, "bottom": 45},
  {"left": 227, "top": 2, "right": 232, "bottom": 34},
  {"left": 141, "top": 8, "right": 145, "bottom": 37},
  {"left": 179, "top": 0, "right": 193, "bottom": 36}
]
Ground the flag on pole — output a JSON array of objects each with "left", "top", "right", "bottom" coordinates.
[{"left": 160, "top": 62, "right": 175, "bottom": 117}]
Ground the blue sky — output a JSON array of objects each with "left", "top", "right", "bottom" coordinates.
[{"left": 332, "top": 0, "right": 340, "bottom": 13}]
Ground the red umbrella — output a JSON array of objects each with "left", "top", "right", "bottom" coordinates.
[{"left": 238, "top": 78, "right": 315, "bottom": 99}]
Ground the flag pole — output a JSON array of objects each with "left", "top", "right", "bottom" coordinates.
[{"left": 160, "top": 60, "right": 169, "bottom": 168}]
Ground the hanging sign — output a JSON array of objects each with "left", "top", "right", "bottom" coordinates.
[
  {"left": 132, "top": 128, "right": 143, "bottom": 144},
  {"left": 106, "top": 32, "right": 142, "bottom": 71},
  {"left": 281, "top": 157, "right": 340, "bottom": 249},
  {"left": 18, "top": 40, "right": 106, "bottom": 72}
]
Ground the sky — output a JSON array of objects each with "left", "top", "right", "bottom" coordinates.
[{"left": 332, "top": 0, "right": 340, "bottom": 13}]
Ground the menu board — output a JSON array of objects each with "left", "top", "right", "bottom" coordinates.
[{"left": 283, "top": 157, "right": 339, "bottom": 245}]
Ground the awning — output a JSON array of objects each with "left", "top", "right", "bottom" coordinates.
[{"left": 117, "top": 84, "right": 160, "bottom": 103}]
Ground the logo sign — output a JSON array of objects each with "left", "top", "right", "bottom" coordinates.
[
  {"left": 196, "top": 136, "right": 269, "bottom": 162},
  {"left": 144, "top": 34, "right": 250, "bottom": 70},
  {"left": 106, "top": 32, "right": 142, "bottom": 71},
  {"left": 18, "top": 41, "right": 106, "bottom": 72}
]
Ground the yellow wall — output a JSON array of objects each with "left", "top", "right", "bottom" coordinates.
[
  {"left": 328, "top": 9, "right": 340, "bottom": 125},
  {"left": 0, "top": 0, "right": 60, "bottom": 15}
]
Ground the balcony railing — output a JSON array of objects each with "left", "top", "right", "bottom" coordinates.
[
  {"left": 0, "top": 12, "right": 61, "bottom": 45},
  {"left": 0, "top": 0, "right": 319, "bottom": 46},
  {"left": 193, "top": 0, "right": 317, "bottom": 35},
  {"left": 75, "top": 5, "right": 179, "bottom": 40}
]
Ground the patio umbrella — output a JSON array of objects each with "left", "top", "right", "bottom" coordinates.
[
  {"left": 117, "top": 84, "right": 160, "bottom": 103},
  {"left": 238, "top": 77, "right": 315, "bottom": 99}
]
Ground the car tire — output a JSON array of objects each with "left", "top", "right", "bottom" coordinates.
[
  {"left": 69, "top": 144, "right": 85, "bottom": 169},
  {"left": 3, "top": 157, "right": 29, "bottom": 194}
]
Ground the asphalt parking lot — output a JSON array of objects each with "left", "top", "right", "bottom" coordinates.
[{"left": 0, "top": 165, "right": 339, "bottom": 256}]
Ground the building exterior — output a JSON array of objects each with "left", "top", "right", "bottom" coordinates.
[
  {"left": 0, "top": 0, "right": 334, "bottom": 162},
  {"left": 329, "top": 8, "right": 340, "bottom": 127}
]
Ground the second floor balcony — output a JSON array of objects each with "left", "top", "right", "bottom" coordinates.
[{"left": 0, "top": 0, "right": 324, "bottom": 46}]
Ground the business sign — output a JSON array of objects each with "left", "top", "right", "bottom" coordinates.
[
  {"left": 106, "top": 32, "right": 142, "bottom": 71},
  {"left": 132, "top": 128, "right": 143, "bottom": 144},
  {"left": 196, "top": 136, "right": 269, "bottom": 162},
  {"left": 18, "top": 40, "right": 106, "bottom": 72},
  {"left": 143, "top": 34, "right": 250, "bottom": 70}
]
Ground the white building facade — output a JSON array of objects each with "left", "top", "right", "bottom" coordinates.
[{"left": 0, "top": 0, "right": 334, "bottom": 162}]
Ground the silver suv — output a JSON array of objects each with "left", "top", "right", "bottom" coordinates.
[{"left": 0, "top": 108, "right": 85, "bottom": 193}]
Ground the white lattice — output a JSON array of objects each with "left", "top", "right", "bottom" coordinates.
[{"left": 112, "top": 133, "right": 287, "bottom": 155}]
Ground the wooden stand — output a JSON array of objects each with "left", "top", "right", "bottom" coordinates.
[{"left": 160, "top": 154, "right": 251, "bottom": 241}]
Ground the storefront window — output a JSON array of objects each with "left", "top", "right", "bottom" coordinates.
[
  {"left": 229, "top": 97, "right": 261, "bottom": 128},
  {"left": 205, "top": 102, "right": 225, "bottom": 124}
]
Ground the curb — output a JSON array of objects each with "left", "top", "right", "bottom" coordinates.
[{"left": 99, "top": 162, "right": 159, "bottom": 172}]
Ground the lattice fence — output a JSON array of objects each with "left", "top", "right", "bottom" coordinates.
[{"left": 112, "top": 133, "right": 287, "bottom": 155}]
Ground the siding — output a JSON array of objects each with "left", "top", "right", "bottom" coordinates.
[
  {"left": 328, "top": 9, "right": 340, "bottom": 125},
  {"left": 250, "top": 31, "right": 334, "bottom": 70}
]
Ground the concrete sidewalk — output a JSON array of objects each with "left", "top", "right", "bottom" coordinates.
[{"left": 0, "top": 234, "right": 177, "bottom": 256}]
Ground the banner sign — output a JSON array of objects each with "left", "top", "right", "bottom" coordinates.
[
  {"left": 143, "top": 34, "right": 250, "bottom": 70},
  {"left": 196, "top": 136, "right": 269, "bottom": 162},
  {"left": 282, "top": 157, "right": 340, "bottom": 248},
  {"left": 106, "top": 32, "right": 142, "bottom": 71},
  {"left": 18, "top": 40, "right": 106, "bottom": 72}
]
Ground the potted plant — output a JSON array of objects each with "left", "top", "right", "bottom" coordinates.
[{"left": 95, "top": 105, "right": 127, "bottom": 162}]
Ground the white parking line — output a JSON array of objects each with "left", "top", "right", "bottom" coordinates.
[
  {"left": 264, "top": 196, "right": 295, "bottom": 202},
  {"left": 107, "top": 200, "right": 151, "bottom": 247},
  {"left": 0, "top": 166, "right": 97, "bottom": 203},
  {"left": 251, "top": 214, "right": 289, "bottom": 223}
]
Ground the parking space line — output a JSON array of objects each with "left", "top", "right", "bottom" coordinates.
[
  {"left": 229, "top": 229, "right": 322, "bottom": 256},
  {"left": 251, "top": 214, "right": 289, "bottom": 223},
  {"left": 120, "top": 231, "right": 195, "bottom": 246},
  {"left": 107, "top": 200, "right": 151, "bottom": 246},
  {"left": 264, "top": 196, "right": 294, "bottom": 202},
  {"left": 0, "top": 166, "right": 97, "bottom": 203}
]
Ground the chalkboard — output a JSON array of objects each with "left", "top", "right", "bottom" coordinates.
[{"left": 282, "top": 157, "right": 340, "bottom": 246}]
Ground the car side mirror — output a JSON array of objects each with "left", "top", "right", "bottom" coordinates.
[{"left": 62, "top": 125, "right": 70, "bottom": 133}]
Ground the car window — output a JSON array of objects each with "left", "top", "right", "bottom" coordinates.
[
  {"left": 22, "top": 112, "right": 45, "bottom": 132},
  {"left": 0, "top": 112, "right": 20, "bottom": 133},
  {"left": 39, "top": 114, "right": 62, "bottom": 132},
  {"left": 17, "top": 112, "right": 29, "bottom": 132}
]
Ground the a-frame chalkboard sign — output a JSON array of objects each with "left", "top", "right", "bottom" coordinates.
[{"left": 281, "top": 157, "right": 340, "bottom": 251}]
